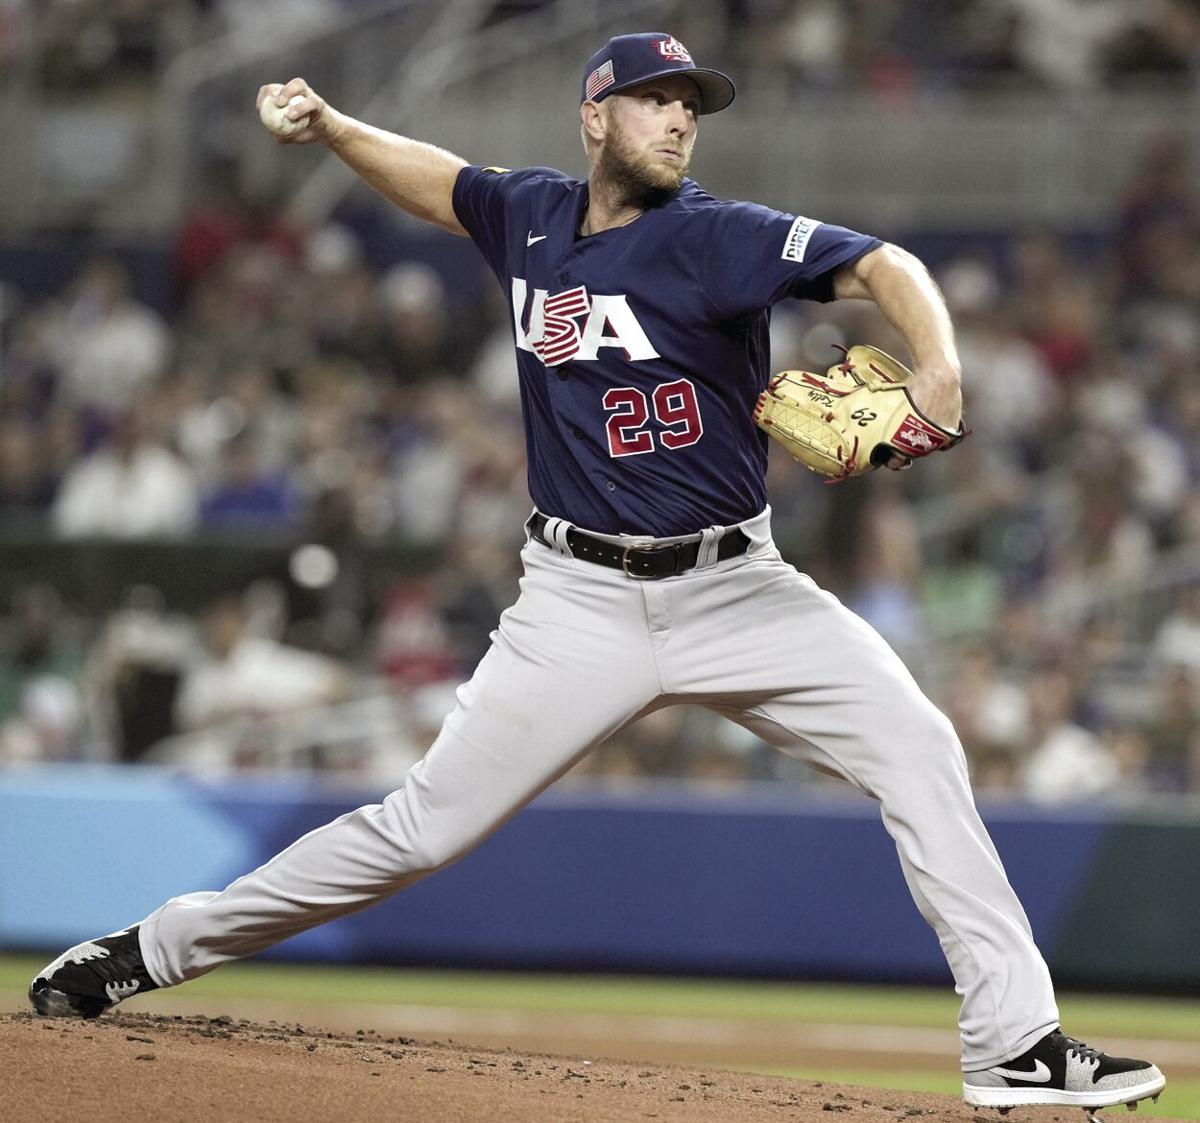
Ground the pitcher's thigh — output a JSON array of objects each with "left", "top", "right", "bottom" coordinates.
[
  {"left": 385, "top": 555, "right": 662, "bottom": 867},
  {"left": 722, "top": 573, "right": 969, "bottom": 800}
]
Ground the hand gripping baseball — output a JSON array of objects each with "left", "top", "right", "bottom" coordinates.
[
  {"left": 753, "top": 345, "right": 966, "bottom": 481},
  {"left": 255, "top": 78, "right": 335, "bottom": 144}
]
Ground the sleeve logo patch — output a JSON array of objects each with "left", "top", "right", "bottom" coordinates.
[{"left": 781, "top": 215, "right": 821, "bottom": 262}]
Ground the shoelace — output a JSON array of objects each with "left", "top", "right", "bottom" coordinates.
[
  {"left": 1052, "top": 1031, "right": 1104, "bottom": 1064},
  {"left": 81, "top": 938, "right": 148, "bottom": 992}
]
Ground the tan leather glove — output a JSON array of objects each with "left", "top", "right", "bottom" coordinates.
[{"left": 753, "top": 345, "right": 966, "bottom": 480}]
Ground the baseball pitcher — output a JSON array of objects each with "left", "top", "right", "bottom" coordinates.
[{"left": 31, "top": 32, "right": 1163, "bottom": 1117}]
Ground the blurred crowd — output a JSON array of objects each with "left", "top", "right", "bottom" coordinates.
[
  {"left": 0, "top": 0, "right": 347, "bottom": 89},
  {"left": 2, "top": 8, "right": 1200, "bottom": 803},
  {"left": 721, "top": 0, "right": 1200, "bottom": 94},
  {"left": 3, "top": 0, "right": 1199, "bottom": 95}
]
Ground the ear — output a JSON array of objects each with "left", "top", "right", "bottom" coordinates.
[{"left": 580, "top": 99, "right": 607, "bottom": 144}]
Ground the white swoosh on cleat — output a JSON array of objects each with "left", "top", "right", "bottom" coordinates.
[{"left": 993, "top": 1059, "right": 1053, "bottom": 1083}]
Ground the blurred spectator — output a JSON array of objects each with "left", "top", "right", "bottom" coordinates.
[
  {"left": 437, "top": 533, "right": 518, "bottom": 673},
  {"left": 1102, "top": 0, "right": 1200, "bottom": 85},
  {"left": 214, "top": 0, "right": 334, "bottom": 41},
  {"left": 47, "top": 256, "right": 171, "bottom": 416},
  {"left": 391, "top": 380, "right": 477, "bottom": 543},
  {"left": 225, "top": 361, "right": 299, "bottom": 472},
  {"left": 942, "top": 644, "right": 1032, "bottom": 761},
  {"left": 468, "top": 284, "right": 522, "bottom": 413},
  {"left": 173, "top": 168, "right": 252, "bottom": 291},
  {"left": 1102, "top": 724, "right": 1152, "bottom": 802},
  {"left": 1005, "top": 230, "right": 1098, "bottom": 385},
  {"left": 1006, "top": 0, "right": 1143, "bottom": 91},
  {"left": 1055, "top": 455, "right": 1155, "bottom": 582},
  {"left": 922, "top": 525, "right": 1008, "bottom": 643},
  {"left": 52, "top": 404, "right": 199, "bottom": 537},
  {"left": 0, "top": 674, "right": 84, "bottom": 764},
  {"left": 36, "top": 0, "right": 178, "bottom": 89},
  {"left": 374, "top": 577, "right": 457, "bottom": 689},
  {"left": 1153, "top": 584, "right": 1200, "bottom": 673},
  {"left": 1142, "top": 665, "right": 1198, "bottom": 792},
  {"left": 174, "top": 592, "right": 349, "bottom": 731},
  {"left": 971, "top": 744, "right": 1023, "bottom": 800},
  {"left": 199, "top": 430, "right": 298, "bottom": 529},
  {"left": 302, "top": 223, "right": 381, "bottom": 366},
  {"left": 583, "top": 707, "right": 698, "bottom": 780},
  {"left": 848, "top": 487, "right": 926, "bottom": 658},
  {"left": 84, "top": 585, "right": 195, "bottom": 760},
  {"left": 0, "top": 417, "right": 57, "bottom": 519},
  {"left": 372, "top": 262, "right": 459, "bottom": 385},
  {"left": 1021, "top": 666, "right": 1119, "bottom": 804},
  {"left": 1115, "top": 129, "right": 1199, "bottom": 301},
  {"left": 938, "top": 256, "right": 1059, "bottom": 451},
  {"left": 775, "top": 1, "right": 850, "bottom": 93},
  {"left": 0, "top": 585, "right": 85, "bottom": 763}
]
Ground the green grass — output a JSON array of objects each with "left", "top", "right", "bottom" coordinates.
[
  {"left": 4, "top": 957, "right": 1197, "bottom": 1117},
  {"left": 4, "top": 956, "right": 1197, "bottom": 1038}
]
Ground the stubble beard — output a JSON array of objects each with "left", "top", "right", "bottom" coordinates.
[{"left": 598, "top": 115, "right": 689, "bottom": 209}]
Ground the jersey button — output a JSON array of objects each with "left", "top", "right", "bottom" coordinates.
[
  {"left": 605, "top": 480, "right": 616, "bottom": 491},
  {"left": 572, "top": 426, "right": 583, "bottom": 439},
  {"left": 558, "top": 273, "right": 568, "bottom": 284},
  {"left": 557, "top": 370, "right": 568, "bottom": 381}
]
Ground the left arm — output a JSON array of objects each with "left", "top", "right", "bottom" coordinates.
[{"left": 833, "top": 243, "right": 962, "bottom": 431}]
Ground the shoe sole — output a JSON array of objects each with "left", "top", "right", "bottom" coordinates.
[
  {"left": 963, "top": 1070, "right": 1166, "bottom": 1109},
  {"left": 28, "top": 980, "right": 108, "bottom": 1019}
]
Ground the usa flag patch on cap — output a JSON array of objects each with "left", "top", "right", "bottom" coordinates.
[{"left": 585, "top": 59, "right": 615, "bottom": 99}]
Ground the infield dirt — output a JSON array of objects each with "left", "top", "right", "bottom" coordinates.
[{"left": 1, "top": 1011, "right": 1185, "bottom": 1123}]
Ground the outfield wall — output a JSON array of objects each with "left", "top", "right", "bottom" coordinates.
[{"left": 2, "top": 765, "right": 1196, "bottom": 991}]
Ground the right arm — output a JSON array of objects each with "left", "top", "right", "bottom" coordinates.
[{"left": 256, "top": 78, "right": 469, "bottom": 236}]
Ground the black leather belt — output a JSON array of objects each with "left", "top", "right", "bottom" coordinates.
[{"left": 529, "top": 512, "right": 751, "bottom": 580}]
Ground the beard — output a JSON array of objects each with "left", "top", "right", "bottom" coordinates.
[{"left": 598, "top": 115, "right": 689, "bottom": 209}]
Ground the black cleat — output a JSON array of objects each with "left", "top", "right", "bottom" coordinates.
[
  {"left": 963, "top": 1030, "right": 1165, "bottom": 1111},
  {"left": 28, "top": 927, "right": 158, "bottom": 1018}
]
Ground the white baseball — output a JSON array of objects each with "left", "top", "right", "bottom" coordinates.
[{"left": 259, "top": 93, "right": 311, "bottom": 137}]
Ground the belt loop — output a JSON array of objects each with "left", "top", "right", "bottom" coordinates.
[
  {"left": 694, "top": 525, "right": 724, "bottom": 570},
  {"left": 542, "top": 516, "right": 575, "bottom": 558}
]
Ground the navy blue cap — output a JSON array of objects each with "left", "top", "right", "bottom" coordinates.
[{"left": 581, "top": 32, "right": 735, "bottom": 115}]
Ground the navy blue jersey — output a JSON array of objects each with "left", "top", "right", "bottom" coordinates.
[{"left": 453, "top": 165, "right": 881, "bottom": 536}]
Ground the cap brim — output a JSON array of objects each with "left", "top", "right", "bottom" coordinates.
[{"left": 604, "top": 66, "right": 736, "bottom": 115}]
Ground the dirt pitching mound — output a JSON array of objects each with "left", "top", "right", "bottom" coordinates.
[{"left": 0, "top": 1011, "right": 1172, "bottom": 1123}]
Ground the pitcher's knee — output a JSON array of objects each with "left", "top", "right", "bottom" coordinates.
[
  {"left": 404, "top": 829, "right": 477, "bottom": 876},
  {"left": 896, "top": 703, "right": 969, "bottom": 777},
  {"left": 372, "top": 790, "right": 482, "bottom": 878}
]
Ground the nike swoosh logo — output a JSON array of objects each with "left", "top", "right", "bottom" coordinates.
[
  {"left": 993, "top": 1059, "right": 1053, "bottom": 1084},
  {"left": 526, "top": 233, "right": 548, "bottom": 246}
]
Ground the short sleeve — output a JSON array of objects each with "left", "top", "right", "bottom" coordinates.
[
  {"left": 702, "top": 202, "right": 882, "bottom": 319},
  {"left": 452, "top": 165, "right": 516, "bottom": 274}
]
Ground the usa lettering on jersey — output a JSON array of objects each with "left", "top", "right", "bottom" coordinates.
[{"left": 510, "top": 277, "right": 660, "bottom": 365}]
